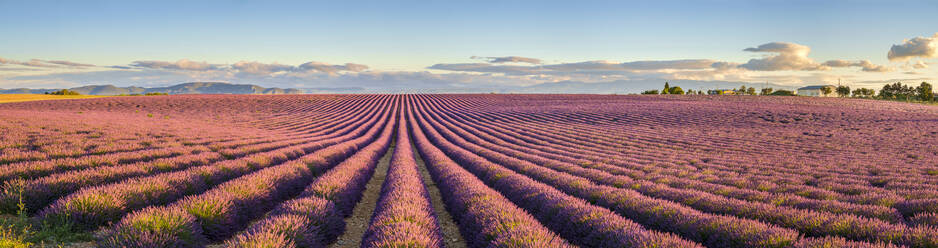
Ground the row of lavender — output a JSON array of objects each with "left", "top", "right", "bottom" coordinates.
[
  {"left": 0, "top": 94, "right": 391, "bottom": 216},
  {"left": 359, "top": 108, "right": 444, "bottom": 247},
  {"left": 103, "top": 100, "right": 398, "bottom": 247},
  {"left": 41, "top": 97, "right": 395, "bottom": 233},
  {"left": 414, "top": 94, "right": 938, "bottom": 247},
  {"left": 447, "top": 96, "right": 938, "bottom": 224},
  {"left": 427, "top": 94, "right": 938, "bottom": 213}
]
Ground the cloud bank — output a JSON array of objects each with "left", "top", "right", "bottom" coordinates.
[
  {"left": 0, "top": 57, "right": 95, "bottom": 68},
  {"left": 739, "top": 42, "right": 827, "bottom": 71},
  {"left": 2, "top": 39, "right": 929, "bottom": 92},
  {"left": 471, "top": 56, "right": 543, "bottom": 64},
  {"left": 888, "top": 33, "right": 938, "bottom": 61},
  {"left": 822, "top": 60, "right": 892, "bottom": 72}
]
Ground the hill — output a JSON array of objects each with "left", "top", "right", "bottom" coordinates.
[{"left": 0, "top": 82, "right": 303, "bottom": 95}]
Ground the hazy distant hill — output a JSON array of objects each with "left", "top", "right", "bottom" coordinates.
[
  {"left": 515, "top": 80, "right": 797, "bottom": 94},
  {"left": 0, "top": 79, "right": 799, "bottom": 95},
  {"left": 0, "top": 82, "right": 303, "bottom": 95}
]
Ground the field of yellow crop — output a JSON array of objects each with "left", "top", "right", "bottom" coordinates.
[{"left": 0, "top": 94, "right": 109, "bottom": 103}]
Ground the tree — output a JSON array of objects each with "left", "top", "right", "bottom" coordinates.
[
  {"left": 916, "top": 82, "right": 933, "bottom": 101},
  {"left": 738, "top": 85, "right": 747, "bottom": 95},
  {"left": 880, "top": 82, "right": 916, "bottom": 100},
  {"left": 746, "top": 87, "right": 756, "bottom": 95},
  {"left": 836, "top": 86, "right": 850, "bottom": 97},
  {"left": 686, "top": 89, "right": 695, "bottom": 95},
  {"left": 46, "top": 89, "right": 80, "bottom": 95},
  {"left": 821, "top": 86, "right": 833, "bottom": 96},
  {"left": 662, "top": 82, "right": 671, "bottom": 94},
  {"left": 852, "top": 88, "right": 875, "bottom": 98},
  {"left": 761, "top": 88, "right": 774, "bottom": 95},
  {"left": 670, "top": 86, "right": 684, "bottom": 95},
  {"left": 769, "top": 90, "right": 796, "bottom": 96},
  {"left": 641, "top": 90, "right": 659, "bottom": 95}
]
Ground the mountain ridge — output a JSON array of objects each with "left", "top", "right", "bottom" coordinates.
[{"left": 0, "top": 82, "right": 304, "bottom": 95}]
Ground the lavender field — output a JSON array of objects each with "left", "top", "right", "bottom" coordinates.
[{"left": 2, "top": 94, "right": 938, "bottom": 248}]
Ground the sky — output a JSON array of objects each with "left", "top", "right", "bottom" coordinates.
[{"left": 1, "top": 0, "right": 936, "bottom": 92}]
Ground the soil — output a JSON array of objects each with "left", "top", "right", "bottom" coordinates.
[
  {"left": 412, "top": 141, "right": 467, "bottom": 248},
  {"left": 328, "top": 141, "right": 394, "bottom": 248}
]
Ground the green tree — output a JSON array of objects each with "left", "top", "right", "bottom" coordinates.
[
  {"left": 46, "top": 89, "right": 80, "bottom": 95},
  {"left": 821, "top": 86, "right": 833, "bottom": 96},
  {"left": 770, "top": 90, "right": 796, "bottom": 96},
  {"left": 662, "top": 82, "right": 671, "bottom": 94},
  {"left": 851, "top": 88, "right": 866, "bottom": 98},
  {"left": 761, "top": 88, "right": 774, "bottom": 95},
  {"left": 670, "top": 86, "right": 684, "bottom": 95},
  {"left": 836, "top": 85, "right": 850, "bottom": 97},
  {"left": 917, "top": 82, "right": 934, "bottom": 101},
  {"left": 862, "top": 88, "right": 875, "bottom": 98},
  {"left": 746, "top": 87, "right": 756, "bottom": 95},
  {"left": 641, "top": 90, "right": 659, "bottom": 95},
  {"left": 881, "top": 82, "right": 916, "bottom": 101}
]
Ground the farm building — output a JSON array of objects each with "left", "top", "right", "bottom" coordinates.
[
  {"left": 708, "top": 89, "right": 737, "bottom": 95},
  {"left": 797, "top": 85, "right": 837, "bottom": 97}
]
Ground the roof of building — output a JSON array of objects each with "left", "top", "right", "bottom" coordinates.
[{"left": 798, "top": 85, "right": 836, "bottom": 90}]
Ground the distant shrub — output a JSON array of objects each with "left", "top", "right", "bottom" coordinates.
[
  {"left": 45, "top": 89, "right": 81, "bottom": 95},
  {"left": 641, "top": 90, "right": 660, "bottom": 95},
  {"left": 769, "top": 90, "right": 796, "bottom": 96},
  {"left": 670, "top": 86, "right": 685, "bottom": 95}
]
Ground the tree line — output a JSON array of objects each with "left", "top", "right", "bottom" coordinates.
[
  {"left": 641, "top": 81, "right": 935, "bottom": 102},
  {"left": 43, "top": 90, "right": 170, "bottom": 96}
]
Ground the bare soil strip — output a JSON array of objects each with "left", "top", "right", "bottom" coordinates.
[
  {"left": 328, "top": 141, "right": 394, "bottom": 248},
  {"left": 412, "top": 141, "right": 468, "bottom": 248}
]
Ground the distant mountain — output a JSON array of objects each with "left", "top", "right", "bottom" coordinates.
[
  {"left": 0, "top": 79, "right": 801, "bottom": 95},
  {"left": 0, "top": 82, "right": 303, "bottom": 95},
  {"left": 515, "top": 79, "right": 798, "bottom": 94}
]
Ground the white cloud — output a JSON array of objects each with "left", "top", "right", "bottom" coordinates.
[
  {"left": 822, "top": 60, "right": 892, "bottom": 72},
  {"left": 0, "top": 57, "right": 92, "bottom": 68},
  {"left": 427, "top": 63, "right": 542, "bottom": 74},
  {"left": 230, "top": 61, "right": 293, "bottom": 75},
  {"left": 297, "top": 62, "right": 369, "bottom": 73},
  {"left": 913, "top": 61, "right": 929, "bottom": 69},
  {"left": 739, "top": 42, "right": 828, "bottom": 71},
  {"left": 888, "top": 33, "right": 938, "bottom": 61},
  {"left": 429, "top": 59, "right": 725, "bottom": 77},
  {"left": 471, "top": 56, "right": 542, "bottom": 64},
  {"left": 131, "top": 59, "right": 217, "bottom": 71},
  {"left": 44, "top": 60, "right": 95, "bottom": 67}
]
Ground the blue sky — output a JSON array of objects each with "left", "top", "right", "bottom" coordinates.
[{"left": 1, "top": 0, "right": 936, "bottom": 91}]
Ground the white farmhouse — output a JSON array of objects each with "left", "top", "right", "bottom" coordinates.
[{"left": 797, "top": 85, "right": 837, "bottom": 97}]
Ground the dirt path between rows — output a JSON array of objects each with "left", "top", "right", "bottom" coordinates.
[
  {"left": 328, "top": 141, "right": 394, "bottom": 248},
  {"left": 412, "top": 141, "right": 468, "bottom": 248}
]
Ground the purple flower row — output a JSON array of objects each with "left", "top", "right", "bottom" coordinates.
[
  {"left": 39, "top": 104, "right": 392, "bottom": 232},
  {"left": 408, "top": 106, "right": 576, "bottom": 248},
  {"left": 360, "top": 111, "right": 444, "bottom": 248},
  {"left": 415, "top": 95, "right": 938, "bottom": 247},
  {"left": 411, "top": 98, "right": 722, "bottom": 247},
  {"left": 438, "top": 105, "right": 907, "bottom": 224},
  {"left": 226, "top": 105, "right": 398, "bottom": 247}
]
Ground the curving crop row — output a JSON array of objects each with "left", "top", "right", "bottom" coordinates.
[
  {"left": 39, "top": 100, "right": 394, "bottom": 232},
  {"left": 433, "top": 101, "right": 906, "bottom": 224},
  {"left": 411, "top": 96, "right": 803, "bottom": 247},
  {"left": 226, "top": 102, "right": 398, "bottom": 247},
  {"left": 407, "top": 105, "right": 575, "bottom": 248},
  {"left": 360, "top": 108, "right": 444, "bottom": 248},
  {"left": 416, "top": 95, "right": 938, "bottom": 247}
]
